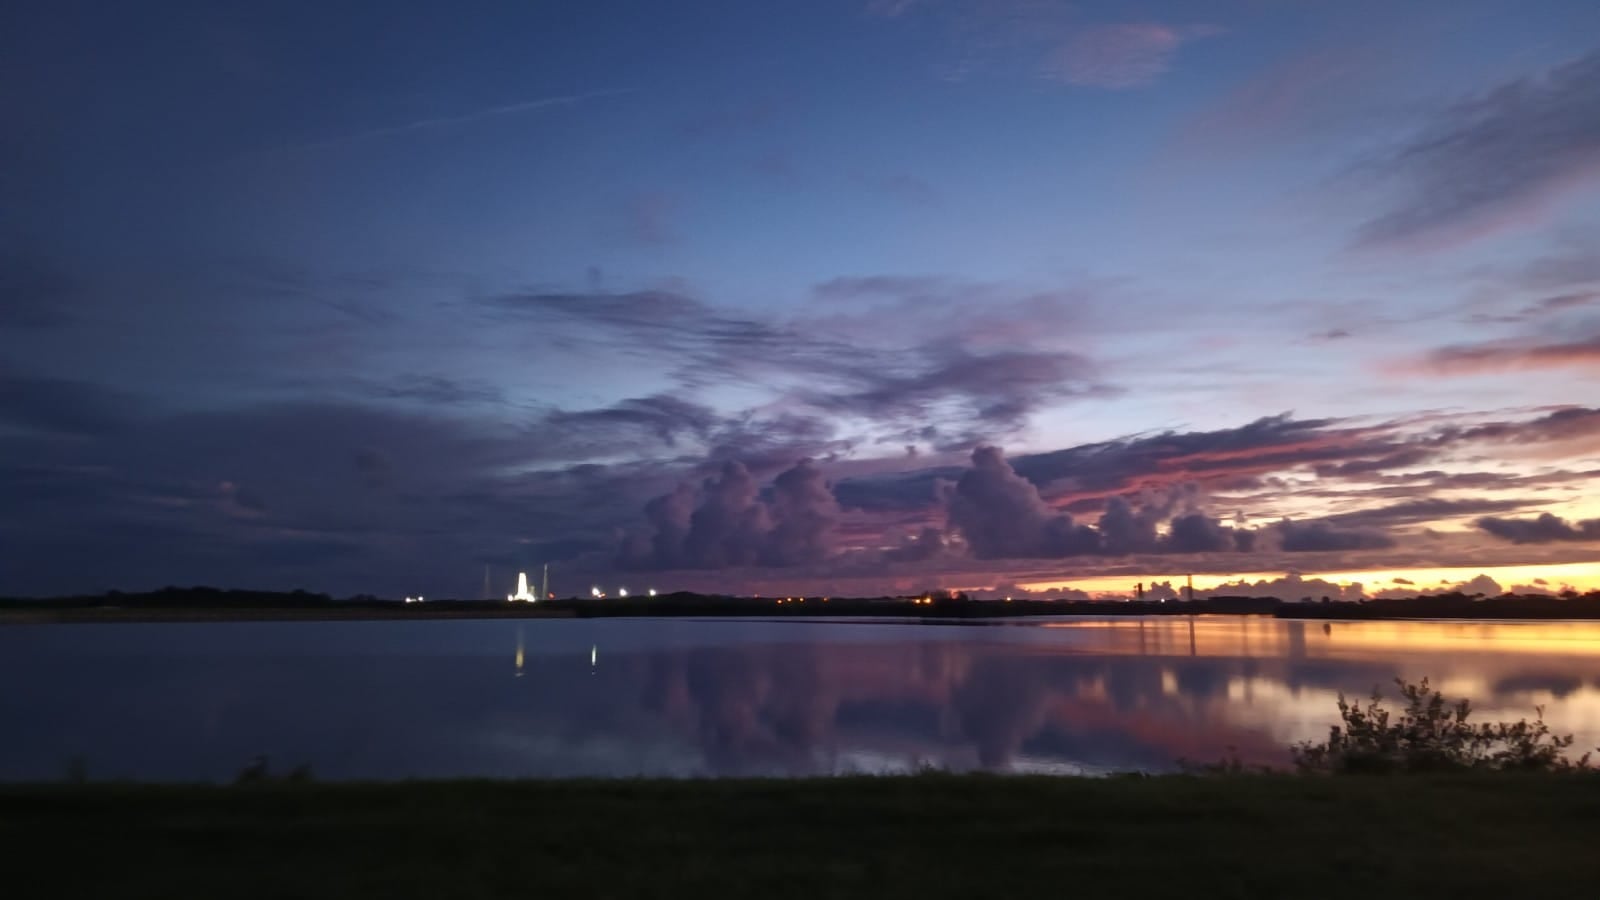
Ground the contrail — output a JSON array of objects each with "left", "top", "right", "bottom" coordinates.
[{"left": 276, "top": 88, "right": 632, "bottom": 154}]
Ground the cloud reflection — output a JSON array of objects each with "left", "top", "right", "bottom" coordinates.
[{"left": 2, "top": 619, "right": 1599, "bottom": 780}]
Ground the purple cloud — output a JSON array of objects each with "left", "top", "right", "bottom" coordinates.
[
  {"left": 1354, "top": 50, "right": 1600, "bottom": 251},
  {"left": 1269, "top": 520, "right": 1395, "bottom": 552},
  {"left": 620, "top": 459, "right": 841, "bottom": 570},
  {"left": 546, "top": 395, "right": 720, "bottom": 446},
  {"left": 1477, "top": 513, "right": 1600, "bottom": 544},
  {"left": 947, "top": 446, "right": 1101, "bottom": 559},
  {"left": 806, "top": 344, "right": 1103, "bottom": 439}
]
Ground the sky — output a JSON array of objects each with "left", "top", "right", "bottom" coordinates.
[{"left": 2, "top": 0, "right": 1599, "bottom": 600}]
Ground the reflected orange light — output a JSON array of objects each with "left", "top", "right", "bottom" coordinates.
[{"left": 1035, "top": 617, "right": 1600, "bottom": 659}]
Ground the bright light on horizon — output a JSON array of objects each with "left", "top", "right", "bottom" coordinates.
[{"left": 1014, "top": 561, "right": 1600, "bottom": 598}]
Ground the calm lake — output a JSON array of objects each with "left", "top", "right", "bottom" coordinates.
[{"left": 4, "top": 616, "right": 1599, "bottom": 781}]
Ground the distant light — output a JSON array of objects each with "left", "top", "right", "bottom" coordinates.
[
  {"left": 618, "top": 587, "right": 629, "bottom": 598},
  {"left": 508, "top": 571, "right": 537, "bottom": 602},
  {"left": 648, "top": 588, "right": 657, "bottom": 597},
  {"left": 591, "top": 586, "right": 603, "bottom": 599},
  {"left": 590, "top": 645, "right": 597, "bottom": 668},
  {"left": 1005, "top": 596, "right": 1013, "bottom": 603}
]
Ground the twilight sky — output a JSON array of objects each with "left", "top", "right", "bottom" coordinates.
[{"left": 3, "top": 0, "right": 1599, "bottom": 600}]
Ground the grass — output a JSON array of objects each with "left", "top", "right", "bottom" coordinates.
[{"left": 4, "top": 774, "right": 1600, "bottom": 898}]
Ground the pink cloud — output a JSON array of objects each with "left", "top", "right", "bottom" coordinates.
[{"left": 1402, "top": 335, "right": 1600, "bottom": 376}]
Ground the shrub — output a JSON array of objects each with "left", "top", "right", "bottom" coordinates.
[{"left": 1291, "top": 677, "right": 1593, "bottom": 774}]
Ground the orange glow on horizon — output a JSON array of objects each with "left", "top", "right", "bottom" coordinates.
[{"left": 1015, "top": 560, "right": 1600, "bottom": 597}]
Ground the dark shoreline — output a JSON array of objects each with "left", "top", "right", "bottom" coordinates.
[
  {"left": 8, "top": 775, "right": 1600, "bottom": 899},
  {"left": 4, "top": 586, "right": 1600, "bottom": 624}
]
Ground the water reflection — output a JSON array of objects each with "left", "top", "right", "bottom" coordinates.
[{"left": 2, "top": 617, "right": 1599, "bottom": 781}]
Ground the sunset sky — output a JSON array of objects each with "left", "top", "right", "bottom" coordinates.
[{"left": 2, "top": 0, "right": 1598, "bottom": 599}]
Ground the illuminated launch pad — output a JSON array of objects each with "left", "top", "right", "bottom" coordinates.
[{"left": 508, "top": 564, "right": 549, "bottom": 602}]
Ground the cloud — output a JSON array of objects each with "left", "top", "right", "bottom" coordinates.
[
  {"left": 484, "top": 289, "right": 847, "bottom": 383},
  {"left": 942, "top": 448, "right": 1253, "bottom": 560},
  {"left": 1097, "top": 495, "right": 1161, "bottom": 555},
  {"left": 947, "top": 446, "right": 1101, "bottom": 559},
  {"left": 1477, "top": 513, "right": 1600, "bottom": 544},
  {"left": 1205, "top": 573, "right": 1365, "bottom": 602},
  {"left": 1320, "top": 497, "right": 1546, "bottom": 530},
  {"left": 0, "top": 396, "right": 570, "bottom": 595},
  {"left": 704, "top": 413, "right": 847, "bottom": 474},
  {"left": 835, "top": 412, "right": 1381, "bottom": 512},
  {"left": 1166, "top": 511, "right": 1249, "bottom": 554},
  {"left": 1011, "top": 412, "right": 1381, "bottom": 493},
  {"left": 1369, "top": 574, "right": 1505, "bottom": 600},
  {"left": 1268, "top": 520, "right": 1395, "bottom": 552},
  {"left": 867, "top": 3, "right": 1216, "bottom": 89},
  {"left": 1442, "top": 405, "right": 1600, "bottom": 446},
  {"left": 485, "top": 287, "right": 1106, "bottom": 441},
  {"left": 864, "top": 0, "right": 924, "bottom": 17},
  {"left": 805, "top": 344, "right": 1102, "bottom": 437},
  {"left": 884, "top": 525, "right": 948, "bottom": 562},
  {"left": 620, "top": 459, "right": 841, "bottom": 569},
  {"left": 1516, "top": 243, "right": 1600, "bottom": 292},
  {"left": 1408, "top": 334, "right": 1600, "bottom": 375},
  {"left": 1354, "top": 50, "right": 1600, "bottom": 250},
  {"left": 765, "top": 460, "right": 844, "bottom": 566},
  {"left": 274, "top": 89, "right": 631, "bottom": 154},
  {"left": 1526, "top": 292, "right": 1598, "bottom": 316},
  {"left": 1213, "top": 572, "right": 1523, "bottom": 603},
  {"left": 324, "top": 374, "right": 504, "bottom": 406},
  {"left": 679, "top": 461, "right": 771, "bottom": 568},
  {"left": 546, "top": 395, "right": 720, "bottom": 446},
  {"left": 1313, "top": 447, "right": 1435, "bottom": 478},
  {"left": 1170, "top": 46, "right": 1378, "bottom": 159},
  {"left": 1041, "top": 24, "right": 1221, "bottom": 89},
  {"left": 808, "top": 274, "right": 1090, "bottom": 347},
  {"left": 0, "top": 366, "right": 140, "bottom": 436}
]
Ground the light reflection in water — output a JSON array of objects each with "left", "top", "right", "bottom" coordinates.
[{"left": 0, "top": 617, "right": 1597, "bottom": 781}]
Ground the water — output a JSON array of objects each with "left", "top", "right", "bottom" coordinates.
[{"left": 3, "top": 616, "right": 1599, "bottom": 781}]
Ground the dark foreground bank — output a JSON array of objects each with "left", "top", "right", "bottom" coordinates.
[{"left": 5, "top": 775, "right": 1599, "bottom": 899}]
